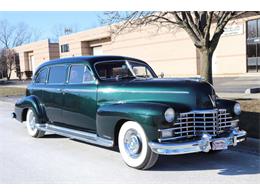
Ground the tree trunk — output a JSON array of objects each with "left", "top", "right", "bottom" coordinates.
[
  {"left": 199, "top": 48, "right": 213, "bottom": 85},
  {"left": 7, "top": 68, "right": 11, "bottom": 80}
]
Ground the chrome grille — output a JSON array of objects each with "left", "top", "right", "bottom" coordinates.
[{"left": 159, "top": 109, "right": 236, "bottom": 142}]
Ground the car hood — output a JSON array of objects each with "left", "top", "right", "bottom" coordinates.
[{"left": 98, "top": 78, "right": 216, "bottom": 111}]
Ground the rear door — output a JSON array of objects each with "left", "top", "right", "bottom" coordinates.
[
  {"left": 42, "top": 64, "right": 68, "bottom": 123},
  {"left": 62, "top": 64, "right": 97, "bottom": 131},
  {"left": 30, "top": 67, "right": 49, "bottom": 101}
]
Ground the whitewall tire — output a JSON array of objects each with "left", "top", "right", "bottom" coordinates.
[
  {"left": 26, "top": 109, "right": 45, "bottom": 138},
  {"left": 118, "top": 121, "right": 158, "bottom": 170}
]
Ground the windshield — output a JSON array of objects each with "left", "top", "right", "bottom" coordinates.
[{"left": 95, "top": 60, "right": 156, "bottom": 80}]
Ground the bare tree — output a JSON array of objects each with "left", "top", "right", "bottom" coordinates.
[
  {"left": 0, "top": 20, "right": 34, "bottom": 49},
  {"left": 102, "top": 11, "right": 259, "bottom": 84},
  {"left": 0, "top": 50, "right": 7, "bottom": 79},
  {"left": 0, "top": 48, "right": 16, "bottom": 80},
  {"left": 0, "top": 20, "right": 40, "bottom": 80}
]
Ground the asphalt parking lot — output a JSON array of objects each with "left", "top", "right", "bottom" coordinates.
[{"left": 0, "top": 100, "right": 260, "bottom": 184}]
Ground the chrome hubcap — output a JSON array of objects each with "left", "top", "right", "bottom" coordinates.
[
  {"left": 124, "top": 129, "right": 142, "bottom": 158},
  {"left": 29, "top": 111, "right": 36, "bottom": 131}
]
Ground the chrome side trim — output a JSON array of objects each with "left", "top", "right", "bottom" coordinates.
[
  {"left": 32, "top": 88, "right": 189, "bottom": 94},
  {"left": 36, "top": 123, "right": 113, "bottom": 147},
  {"left": 100, "top": 88, "right": 190, "bottom": 94},
  {"left": 63, "top": 89, "right": 96, "bottom": 93},
  {"left": 149, "top": 129, "right": 247, "bottom": 155}
]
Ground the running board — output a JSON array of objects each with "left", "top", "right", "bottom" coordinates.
[{"left": 35, "top": 123, "right": 113, "bottom": 147}]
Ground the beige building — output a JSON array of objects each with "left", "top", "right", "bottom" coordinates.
[
  {"left": 59, "top": 25, "right": 198, "bottom": 76},
  {"left": 13, "top": 14, "right": 260, "bottom": 79},
  {"left": 12, "top": 39, "right": 59, "bottom": 79},
  {"left": 58, "top": 14, "right": 260, "bottom": 77}
]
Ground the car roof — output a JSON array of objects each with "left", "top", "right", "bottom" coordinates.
[{"left": 36, "top": 55, "right": 147, "bottom": 72}]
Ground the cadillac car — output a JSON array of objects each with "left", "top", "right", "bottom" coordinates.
[{"left": 13, "top": 56, "right": 247, "bottom": 169}]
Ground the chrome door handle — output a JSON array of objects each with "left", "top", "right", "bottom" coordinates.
[
  {"left": 57, "top": 88, "right": 65, "bottom": 94},
  {"left": 62, "top": 89, "right": 68, "bottom": 95}
]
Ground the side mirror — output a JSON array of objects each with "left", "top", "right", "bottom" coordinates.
[{"left": 160, "top": 72, "right": 164, "bottom": 78}]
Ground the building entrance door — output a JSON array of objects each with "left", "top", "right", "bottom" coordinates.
[
  {"left": 29, "top": 55, "right": 35, "bottom": 72},
  {"left": 92, "top": 46, "right": 103, "bottom": 56},
  {"left": 246, "top": 18, "right": 260, "bottom": 72}
]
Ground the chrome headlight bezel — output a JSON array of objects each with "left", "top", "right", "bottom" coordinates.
[
  {"left": 234, "top": 103, "right": 241, "bottom": 115},
  {"left": 164, "top": 108, "right": 175, "bottom": 123}
]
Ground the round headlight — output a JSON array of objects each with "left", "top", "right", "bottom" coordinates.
[
  {"left": 164, "top": 108, "right": 175, "bottom": 123},
  {"left": 234, "top": 103, "right": 241, "bottom": 115}
]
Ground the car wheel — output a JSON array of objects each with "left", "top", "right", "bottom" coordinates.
[
  {"left": 118, "top": 121, "right": 159, "bottom": 170},
  {"left": 26, "top": 109, "right": 45, "bottom": 138}
]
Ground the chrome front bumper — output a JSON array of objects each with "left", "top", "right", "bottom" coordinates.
[{"left": 149, "top": 129, "right": 247, "bottom": 155}]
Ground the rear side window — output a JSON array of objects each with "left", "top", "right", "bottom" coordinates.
[
  {"left": 48, "top": 65, "right": 67, "bottom": 84},
  {"left": 68, "top": 65, "right": 94, "bottom": 84},
  {"left": 34, "top": 68, "right": 48, "bottom": 84}
]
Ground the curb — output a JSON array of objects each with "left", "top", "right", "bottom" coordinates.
[
  {"left": 245, "top": 88, "right": 260, "bottom": 94},
  {"left": 218, "top": 93, "right": 260, "bottom": 99}
]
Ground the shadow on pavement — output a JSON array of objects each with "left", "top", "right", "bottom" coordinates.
[
  {"left": 151, "top": 151, "right": 260, "bottom": 176},
  {"left": 240, "top": 111, "right": 260, "bottom": 139},
  {"left": 41, "top": 133, "right": 260, "bottom": 176},
  {"left": 41, "top": 134, "right": 66, "bottom": 139}
]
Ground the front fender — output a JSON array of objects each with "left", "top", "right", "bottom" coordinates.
[
  {"left": 216, "top": 98, "right": 238, "bottom": 117},
  {"left": 15, "top": 95, "right": 47, "bottom": 123},
  {"left": 96, "top": 102, "right": 174, "bottom": 142}
]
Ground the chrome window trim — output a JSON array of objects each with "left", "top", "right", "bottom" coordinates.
[
  {"left": 33, "top": 67, "right": 49, "bottom": 85},
  {"left": 66, "top": 64, "right": 96, "bottom": 85}
]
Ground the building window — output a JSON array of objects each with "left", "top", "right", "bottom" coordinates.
[
  {"left": 61, "top": 44, "right": 69, "bottom": 53},
  {"left": 246, "top": 18, "right": 260, "bottom": 72}
]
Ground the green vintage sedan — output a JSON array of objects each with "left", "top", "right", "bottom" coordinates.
[{"left": 13, "top": 56, "right": 246, "bottom": 169}]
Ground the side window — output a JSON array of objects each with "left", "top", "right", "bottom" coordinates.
[
  {"left": 84, "top": 66, "right": 95, "bottom": 83},
  {"left": 34, "top": 68, "right": 48, "bottom": 84},
  {"left": 48, "top": 65, "right": 67, "bottom": 84},
  {"left": 68, "top": 65, "right": 94, "bottom": 84},
  {"left": 132, "top": 65, "right": 153, "bottom": 78}
]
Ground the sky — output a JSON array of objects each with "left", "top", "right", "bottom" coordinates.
[{"left": 0, "top": 11, "right": 104, "bottom": 41}]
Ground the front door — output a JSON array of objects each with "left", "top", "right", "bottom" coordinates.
[
  {"left": 246, "top": 18, "right": 260, "bottom": 72},
  {"left": 62, "top": 64, "right": 97, "bottom": 132}
]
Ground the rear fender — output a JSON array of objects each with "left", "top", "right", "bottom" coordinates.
[{"left": 15, "top": 95, "right": 47, "bottom": 123}]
